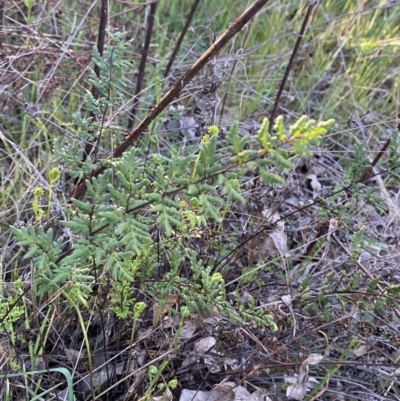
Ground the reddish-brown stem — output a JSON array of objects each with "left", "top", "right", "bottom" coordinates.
[
  {"left": 70, "top": 0, "right": 271, "bottom": 199},
  {"left": 127, "top": 1, "right": 158, "bottom": 130},
  {"left": 164, "top": 0, "right": 201, "bottom": 78}
]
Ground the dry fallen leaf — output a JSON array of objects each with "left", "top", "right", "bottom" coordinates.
[
  {"left": 179, "top": 381, "right": 266, "bottom": 401},
  {"left": 180, "top": 320, "right": 199, "bottom": 339},
  {"left": 307, "top": 174, "right": 322, "bottom": 198},
  {"left": 286, "top": 353, "right": 323, "bottom": 400},
  {"left": 152, "top": 388, "right": 173, "bottom": 401},
  {"left": 193, "top": 336, "right": 216, "bottom": 354},
  {"left": 352, "top": 344, "right": 371, "bottom": 357}
]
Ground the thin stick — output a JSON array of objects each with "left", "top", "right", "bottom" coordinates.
[
  {"left": 83, "top": 0, "right": 109, "bottom": 162},
  {"left": 164, "top": 0, "right": 201, "bottom": 78},
  {"left": 127, "top": 1, "right": 158, "bottom": 129},
  {"left": 70, "top": 0, "right": 271, "bottom": 199},
  {"left": 268, "top": 2, "right": 316, "bottom": 132}
]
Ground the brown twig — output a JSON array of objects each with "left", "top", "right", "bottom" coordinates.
[
  {"left": 70, "top": 0, "right": 271, "bottom": 199},
  {"left": 213, "top": 165, "right": 390, "bottom": 272},
  {"left": 127, "top": 1, "right": 158, "bottom": 130},
  {"left": 359, "top": 135, "right": 392, "bottom": 183},
  {"left": 163, "top": 0, "right": 201, "bottom": 78},
  {"left": 268, "top": 2, "right": 316, "bottom": 132},
  {"left": 0, "top": 0, "right": 4, "bottom": 49},
  {"left": 82, "top": 0, "right": 108, "bottom": 162}
]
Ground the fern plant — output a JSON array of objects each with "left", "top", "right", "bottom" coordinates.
[{"left": 11, "top": 31, "right": 336, "bottom": 329}]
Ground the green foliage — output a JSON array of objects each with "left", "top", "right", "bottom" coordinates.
[
  {"left": 110, "top": 279, "right": 135, "bottom": 319},
  {"left": 0, "top": 280, "right": 24, "bottom": 334},
  {"left": 350, "top": 226, "right": 365, "bottom": 265},
  {"left": 48, "top": 167, "right": 61, "bottom": 185},
  {"left": 367, "top": 276, "right": 381, "bottom": 294},
  {"left": 340, "top": 143, "right": 387, "bottom": 213},
  {"left": 4, "top": 3, "right": 400, "bottom": 399},
  {"left": 0, "top": 368, "right": 76, "bottom": 401},
  {"left": 12, "top": 32, "right": 335, "bottom": 327},
  {"left": 53, "top": 31, "right": 134, "bottom": 179},
  {"left": 346, "top": 143, "right": 372, "bottom": 184},
  {"left": 32, "top": 187, "right": 45, "bottom": 222},
  {"left": 11, "top": 225, "right": 92, "bottom": 303}
]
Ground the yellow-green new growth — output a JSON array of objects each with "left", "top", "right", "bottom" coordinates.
[
  {"left": 208, "top": 125, "right": 219, "bottom": 136},
  {"left": 33, "top": 187, "right": 45, "bottom": 222}
]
